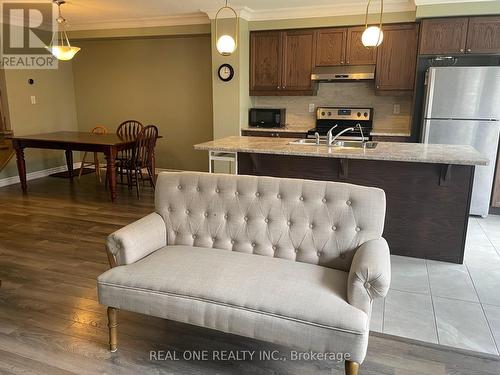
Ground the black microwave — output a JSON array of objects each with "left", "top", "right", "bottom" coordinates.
[{"left": 248, "top": 108, "right": 286, "bottom": 128}]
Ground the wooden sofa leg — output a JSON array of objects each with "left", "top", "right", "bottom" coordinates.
[
  {"left": 345, "top": 360, "right": 359, "bottom": 375},
  {"left": 107, "top": 307, "right": 119, "bottom": 352}
]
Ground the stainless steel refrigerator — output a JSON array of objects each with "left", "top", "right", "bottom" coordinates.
[{"left": 421, "top": 66, "right": 500, "bottom": 217}]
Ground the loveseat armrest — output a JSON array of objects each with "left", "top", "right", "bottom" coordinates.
[
  {"left": 347, "top": 238, "right": 391, "bottom": 315},
  {"left": 106, "top": 212, "right": 166, "bottom": 267}
]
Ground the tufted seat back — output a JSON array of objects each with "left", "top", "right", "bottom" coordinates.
[{"left": 155, "top": 172, "right": 386, "bottom": 271}]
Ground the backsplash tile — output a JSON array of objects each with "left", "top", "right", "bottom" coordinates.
[{"left": 252, "top": 82, "right": 413, "bottom": 134}]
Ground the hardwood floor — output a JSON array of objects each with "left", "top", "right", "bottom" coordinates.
[{"left": 0, "top": 175, "right": 499, "bottom": 375}]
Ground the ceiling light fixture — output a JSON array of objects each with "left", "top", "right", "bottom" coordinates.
[
  {"left": 215, "top": 0, "right": 239, "bottom": 56},
  {"left": 46, "top": 0, "right": 81, "bottom": 61},
  {"left": 361, "top": 0, "right": 384, "bottom": 48}
]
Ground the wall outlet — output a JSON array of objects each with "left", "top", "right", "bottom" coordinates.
[
  {"left": 393, "top": 104, "right": 400, "bottom": 115},
  {"left": 308, "top": 103, "right": 315, "bottom": 113},
  {"left": 30, "top": 95, "right": 36, "bottom": 105}
]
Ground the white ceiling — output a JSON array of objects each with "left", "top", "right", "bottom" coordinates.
[{"left": 3, "top": 0, "right": 496, "bottom": 30}]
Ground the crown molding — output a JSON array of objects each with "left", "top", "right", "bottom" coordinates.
[
  {"left": 201, "top": 6, "right": 253, "bottom": 20},
  {"left": 203, "top": 1, "right": 415, "bottom": 21},
  {"left": 68, "top": 12, "right": 209, "bottom": 31},
  {"left": 414, "top": 0, "right": 496, "bottom": 4},
  {"left": 3, "top": 0, "right": 419, "bottom": 32}
]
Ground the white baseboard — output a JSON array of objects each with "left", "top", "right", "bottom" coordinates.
[
  {"left": 0, "top": 162, "right": 82, "bottom": 188},
  {"left": 0, "top": 164, "right": 178, "bottom": 188}
]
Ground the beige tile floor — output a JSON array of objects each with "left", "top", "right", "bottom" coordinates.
[{"left": 370, "top": 215, "right": 500, "bottom": 356}]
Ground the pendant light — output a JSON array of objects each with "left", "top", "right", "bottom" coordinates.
[
  {"left": 361, "top": 0, "right": 384, "bottom": 48},
  {"left": 46, "top": 0, "right": 81, "bottom": 61},
  {"left": 215, "top": 0, "right": 239, "bottom": 56}
]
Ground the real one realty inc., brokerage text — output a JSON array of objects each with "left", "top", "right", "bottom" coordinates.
[{"left": 150, "top": 350, "right": 351, "bottom": 362}]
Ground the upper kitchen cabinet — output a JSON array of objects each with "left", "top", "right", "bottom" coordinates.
[
  {"left": 314, "top": 28, "right": 347, "bottom": 66},
  {"left": 419, "top": 16, "right": 500, "bottom": 55},
  {"left": 466, "top": 17, "right": 500, "bottom": 54},
  {"left": 419, "top": 18, "right": 468, "bottom": 55},
  {"left": 250, "top": 30, "right": 315, "bottom": 96},
  {"left": 376, "top": 23, "right": 419, "bottom": 92},
  {"left": 282, "top": 30, "right": 315, "bottom": 91},
  {"left": 346, "top": 27, "right": 377, "bottom": 65},
  {"left": 250, "top": 31, "right": 282, "bottom": 92}
]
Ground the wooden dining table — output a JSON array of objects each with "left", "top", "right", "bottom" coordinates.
[{"left": 11, "top": 131, "right": 138, "bottom": 202}]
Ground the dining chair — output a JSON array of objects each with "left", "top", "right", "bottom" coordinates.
[
  {"left": 126, "top": 125, "right": 159, "bottom": 198},
  {"left": 78, "top": 126, "right": 107, "bottom": 183},
  {"left": 116, "top": 120, "right": 144, "bottom": 183}
]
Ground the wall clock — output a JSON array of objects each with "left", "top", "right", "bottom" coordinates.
[{"left": 218, "top": 63, "right": 234, "bottom": 82}]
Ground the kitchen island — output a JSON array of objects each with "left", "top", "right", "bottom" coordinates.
[{"left": 195, "top": 136, "right": 489, "bottom": 263}]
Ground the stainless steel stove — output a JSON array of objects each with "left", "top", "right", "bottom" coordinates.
[{"left": 307, "top": 107, "right": 373, "bottom": 141}]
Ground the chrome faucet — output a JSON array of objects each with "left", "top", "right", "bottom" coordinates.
[
  {"left": 314, "top": 132, "right": 321, "bottom": 145},
  {"left": 356, "top": 123, "right": 365, "bottom": 143},
  {"left": 330, "top": 127, "right": 355, "bottom": 144},
  {"left": 326, "top": 125, "right": 338, "bottom": 145}
]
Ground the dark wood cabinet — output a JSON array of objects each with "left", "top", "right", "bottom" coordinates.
[
  {"left": 346, "top": 27, "right": 377, "bottom": 65},
  {"left": 376, "top": 23, "right": 419, "bottom": 91},
  {"left": 314, "top": 28, "right": 347, "bottom": 66},
  {"left": 282, "top": 30, "right": 315, "bottom": 91},
  {"left": 371, "top": 135, "right": 410, "bottom": 142},
  {"left": 241, "top": 130, "right": 308, "bottom": 138},
  {"left": 419, "top": 18, "right": 468, "bottom": 55},
  {"left": 250, "top": 31, "right": 282, "bottom": 92},
  {"left": 419, "top": 16, "right": 500, "bottom": 55},
  {"left": 466, "top": 16, "right": 500, "bottom": 54},
  {"left": 250, "top": 30, "right": 315, "bottom": 96},
  {"left": 492, "top": 149, "right": 500, "bottom": 208}
]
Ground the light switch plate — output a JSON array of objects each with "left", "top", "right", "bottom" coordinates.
[
  {"left": 393, "top": 104, "right": 400, "bottom": 115},
  {"left": 30, "top": 95, "right": 36, "bottom": 104},
  {"left": 308, "top": 103, "right": 315, "bottom": 113}
]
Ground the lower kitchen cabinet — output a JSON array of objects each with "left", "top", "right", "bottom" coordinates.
[
  {"left": 371, "top": 135, "right": 410, "bottom": 142},
  {"left": 492, "top": 151, "right": 500, "bottom": 208},
  {"left": 241, "top": 130, "right": 307, "bottom": 138}
]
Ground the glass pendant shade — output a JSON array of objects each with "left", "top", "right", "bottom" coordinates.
[
  {"left": 47, "top": 45, "right": 81, "bottom": 61},
  {"left": 216, "top": 35, "right": 236, "bottom": 56},
  {"left": 214, "top": 0, "right": 238, "bottom": 56},
  {"left": 362, "top": 0, "right": 384, "bottom": 48},
  {"left": 362, "top": 26, "right": 384, "bottom": 47}
]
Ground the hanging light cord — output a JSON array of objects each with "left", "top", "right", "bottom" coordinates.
[
  {"left": 49, "top": 0, "right": 73, "bottom": 49},
  {"left": 214, "top": 0, "right": 239, "bottom": 52},
  {"left": 364, "top": 0, "right": 384, "bottom": 47}
]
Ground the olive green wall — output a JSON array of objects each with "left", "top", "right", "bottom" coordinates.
[
  {"left": 0, "top": 62, "right": 79, "bottom": 179},
  {"left": 71, "top": 35, "right": 213, "bottom": 172}
]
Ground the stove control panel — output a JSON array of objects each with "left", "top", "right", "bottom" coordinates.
[{"left": 316, "top": 107, "right": 372, "bottom": 121}]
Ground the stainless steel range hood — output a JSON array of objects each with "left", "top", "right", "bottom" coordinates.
[{"left": 311, "top": 65, "right": 375, "bottom": 82}]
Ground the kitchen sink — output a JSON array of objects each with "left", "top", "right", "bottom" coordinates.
[
  {"left": 289, "top": 139, "right": 378, "bottom": 149},
  {"left": 334, "top": 140, "right": 378, "bottom": 149}
]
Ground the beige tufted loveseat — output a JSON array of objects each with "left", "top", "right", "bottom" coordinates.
[{"left": 97, "top": 172, "right": 391, "bottom": 375}]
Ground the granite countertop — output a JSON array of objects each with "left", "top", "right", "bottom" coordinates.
[
  {"left": 241, "top": 125, "right": 313, "bottom": 133},
  {"left": 195, "top": 136, "right": 488, "bottom": 166}
]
